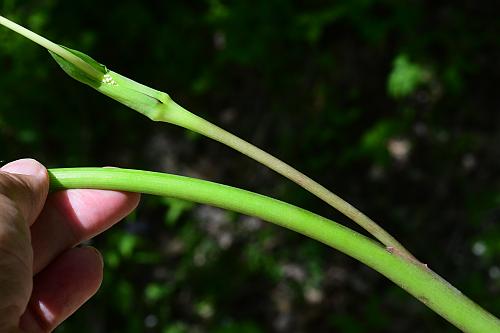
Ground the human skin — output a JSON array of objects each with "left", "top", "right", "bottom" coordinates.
[{"left": 0, "top": 159, "right": 140, "bottom": 332}]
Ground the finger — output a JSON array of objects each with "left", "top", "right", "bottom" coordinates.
[
  {"left": 0, "top": 158, "right": 49, "bottom": 225},
  {"left": 18, "top": 246, "right": 103, "bottom": 333},
  {"left": 31, "top": 189, "right": 140, "bottom": 274},
  {"left": 0, "top": 159, "right": 48, "bottom": 331}
]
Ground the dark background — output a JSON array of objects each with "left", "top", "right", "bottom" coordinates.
[{"left": 1, "top": 1, "right": 499, "bottom": 332}]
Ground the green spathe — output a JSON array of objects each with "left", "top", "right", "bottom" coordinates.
[
  {"left": 49, "top": 46, "right": 107, "bottom": 87},
  {"left": 49, "top": 45, "right": 171, "bottom": 120}
]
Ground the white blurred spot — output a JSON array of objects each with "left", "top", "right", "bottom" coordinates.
[
  {"left": 217, "top": 232, "right": 233, "bottom": 249},
  {"left": 198, "top": 302, "right": 214, "bottom": 319},
  {"left": 282, "top": 263, "right": 306, "bottom": 282},
  {"left": 304, "top": 287, "right": 323, "bottom": 304},
  {"left": 472, "top": 241, "right": 487, "bottom": 256},
  {"left": 387, "top": 138, "right": 411, "bottom": 161}
]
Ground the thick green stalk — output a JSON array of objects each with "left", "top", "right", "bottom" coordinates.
[{"left": 48, "top": 167, "right": 500, "bottom": 333}]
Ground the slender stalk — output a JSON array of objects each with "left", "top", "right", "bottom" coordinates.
[
  {"left": 156, "top": 100, "right": 417, "bottom": 260},
  {"left": 48, "top": 167, "right": 500, "bottom": 333},
  {"left": 0, "top": 14, "right": 415, "bottom": 259},
  {"left": 0, "top": 15, "right": 103, "bottom": 81}
]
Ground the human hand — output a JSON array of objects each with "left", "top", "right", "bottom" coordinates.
[{"left": 0, "top": 159, "right": 140, "bottom": 332}]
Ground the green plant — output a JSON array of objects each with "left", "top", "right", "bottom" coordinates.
[
  {"left": 0, "top": 15, "right": 410, "bottom": 260},
  {"left": 1, "top": 14, "right": 499, "bottom": 333}
]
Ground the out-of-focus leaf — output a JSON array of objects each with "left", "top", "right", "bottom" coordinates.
[{"left": 387, "top": 54, "right": 427, "bottom": 98}]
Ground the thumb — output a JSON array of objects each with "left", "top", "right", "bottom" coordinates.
[{"left": 0, "top": 159, "right": 49, "bottom": 225}]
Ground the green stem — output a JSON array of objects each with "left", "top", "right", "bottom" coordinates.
[
  {"left": 0, "top": 14, "right": 414, "bottom": 259},
  {"left": 156, "top": 100, "right": 416, "bottom": 260},
  {"left": 48, "top": 167, "right": 499, "bottom": 333},
  {"left": 0, "top": 15, "right": 102, "bottom": 81}
]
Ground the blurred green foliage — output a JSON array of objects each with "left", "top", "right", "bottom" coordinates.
[
  {"left": 1, "top": 1, "right": 499, "bottom": 332},
  {"left": 387, "top": 54, "right": 428, "bottom": 98}
]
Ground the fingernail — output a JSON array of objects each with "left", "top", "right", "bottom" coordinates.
[
  {"left": 83, "top": 246, "right": 104, "bottom": 268},
  {"left": 1, "top": 158, "right": 46, "bottom": 177}
]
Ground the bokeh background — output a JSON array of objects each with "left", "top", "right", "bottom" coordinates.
[{"left": 1, "top": 1, "right": 499, "bottom": 332}]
